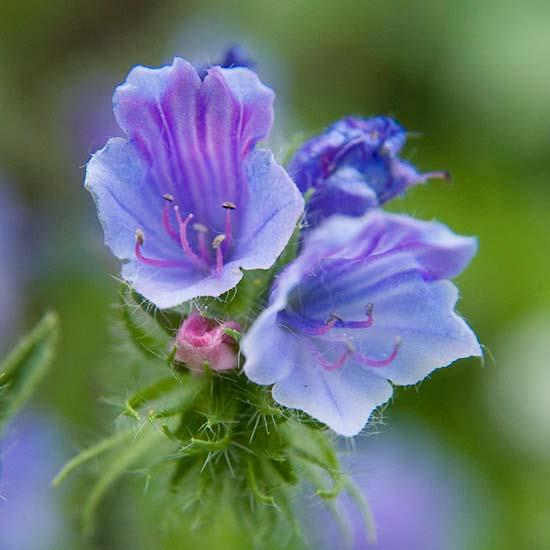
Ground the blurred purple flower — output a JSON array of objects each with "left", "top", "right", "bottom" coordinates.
[
  {"left": 85, "top": 58, "right": 303, "bottom": 308},
  {"left": 243, "top": 212, "right": 480, "bottom": 436},
  {"left": 0, "top": 413, "right": 72, "bottom": 550},
  {"left": 288, "top": 117, "right": 448, "bottom": 228},
  {"left": 0, "top": 183, "right": 25, "bottom": 351},
  {"left": 61, "top": 72, "right": 122, "bottom": 168},
  {"left": 306, "top": 423, "right": 489, "bottom": 549}
]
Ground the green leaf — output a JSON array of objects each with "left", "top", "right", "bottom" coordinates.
[{"left": 0, "top": 311, "right": 59, "bottom": 433}]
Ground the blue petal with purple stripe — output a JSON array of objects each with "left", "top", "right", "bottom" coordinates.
[
  {"left": 85, "top": 58, "right": 303, "bottom": 308},
  {"left": 242, "top": 211, "right": 481, "bottom": 436}
]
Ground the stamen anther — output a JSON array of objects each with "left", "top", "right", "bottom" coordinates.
[
  {"left": 135, "top": 228, "right": 145, "bottom": 245},
  {"left": 366, "top": 303, "right": 374, "bottom": 316},
  {"left": 163, "top": 193, "right": 174, "bottom": 202},
  {"left": 222, "top": 201, "right": 236, "bottom": 210},
  {"left": 193, "top": 223, "right": 208, "bottom": 233},
  {"left": 212, "top": 234, "right": 226, "bottom": 249}
]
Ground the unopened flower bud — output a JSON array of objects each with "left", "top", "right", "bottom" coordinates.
[{"left": 175, "top": 312, "right": 240, "bottom": 373}]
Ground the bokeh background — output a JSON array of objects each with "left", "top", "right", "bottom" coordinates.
[{"left": 1, "top": 1, "right": 549, "bottom": 549}]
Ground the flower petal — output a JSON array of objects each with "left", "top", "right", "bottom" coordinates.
[
  {"left": 243, "top": 307, "right": 393, "bottom": 436},
  {"left": 234, "top": 148, "right": 304, "bottom": 270},
  {"left": 85, "top": 138, "right": 178, "bottom": 261},
  {"left": 242, "top": 310, "right": 301, "bottom": 384},
  {"left": 272, "top": 356, "right": 393, "bottom": 437},
  {"left": 305, "top": 212, "right": 478, "bottom": 280},
  {"left": 354, "top": 278, "right": 481, "bottom": 385},
  {"left": 112, "top": 59, "right": 275, "bottom": 233},
  {"left": 121, "top": 258, "right": 243, "bottom": 309}
]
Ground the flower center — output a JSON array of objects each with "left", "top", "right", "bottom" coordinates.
[
  {"left": 279, "top": 303, "right": 401, "bottom": 371},
  {"left": 134, "top": 196, "right": 236, "bottom": 277}
]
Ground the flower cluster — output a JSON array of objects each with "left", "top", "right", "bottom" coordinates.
[{"left": 86, "top": 56, "right": 480, "bottom": 437}]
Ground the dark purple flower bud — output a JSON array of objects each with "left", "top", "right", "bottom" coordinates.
[
  {"left": 288, "top": 116, "right": 449, "bottom": 228},
  {"left": 196, "top": 45, "right": 256, "bottom": 80}
]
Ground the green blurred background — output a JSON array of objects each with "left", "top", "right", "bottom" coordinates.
[{"left": 1, "top": 1, "right": 549, "bottom": 549}]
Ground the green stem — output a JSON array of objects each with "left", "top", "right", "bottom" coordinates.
[
  {"left": 52, "top": 428, "right": 134, "bottom": 487},
  {"left": 82, "top": 426, "right": 162, "bottom": 536},
  {"left": 247, "top": 460, "right": 276, "bottom": 506},
  {"left": 344, "top": 477, "right": 377, "bottom": 545}
]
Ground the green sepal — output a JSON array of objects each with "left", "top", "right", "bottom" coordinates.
[
  {"left": 0, "top": 311, "right": 59, "bottom": 434},
  {"left": 123, "top": 376, "right": 179, "bottom": 421}
]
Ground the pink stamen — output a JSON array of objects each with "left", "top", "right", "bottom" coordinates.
[
  {"left": 339, "top": 303, "right": 375, "bottom": 330},
  {"left": 174, "top": 207, "right": 208, "bottom": 269},
  {"left": 303, "top": 305, "right": 375, "bottom": 336},
  {"left": 222, "top": 202, "right": 236, "bottom": 248},
  {"left": 353, "top": 337, "right": 401, "bottom": 368},
  {"left": 134, "top": 230, "right": 188, "bottom": 268},
  {"left": 216, "top": 247, "right": 224, "bottom": 276},
  {"left": 311, "top": 346, "right": 350, "bottom": 371},
  {"left": 193, "top": 223, "right": 211, "bottom": 263},
  {"left": 162, "top": 202, "right": 180, "bottom": 242},
  {"left": 212, "top": 234, "right": 226, "bottom": 277},
  {"left": 305, "top": 317, "right": 338, "bottom": 336}
]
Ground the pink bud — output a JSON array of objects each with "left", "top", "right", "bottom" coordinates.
[{"left": 175, "top": 312, "right": 240, "bottom": 373}]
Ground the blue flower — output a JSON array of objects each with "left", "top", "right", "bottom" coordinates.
[
  {"left": 242, "top": 212, "right": 481, "bottom": 436},
  {"left": 85, "top": 58, "right": 304, "bottom": 308},
  {"left": 288, "top": 116, "right": 448, "bottom": 228}
]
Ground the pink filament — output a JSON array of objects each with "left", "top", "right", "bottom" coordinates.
[
  {"left": 311, "top": 347, "right": 350, "bottom": 372},
  {"left": 304, "top": 317, "right": 338, "bottom": 336},
  {"left": 134, "top": 240, "right": 187, "bottom": 268},
  {"left": 224, "top": 208, "right": 233, "bottom": 248},
  {"left": 162, "top": 203, "right": 180, "bottom": 242},
  {"left": 196, "top": 231, "right": 210, "bottom": 263},
  {"left": 135, "top": 199, "right": 237, "bottom": 273},
  {"left": 353, "top": 340, "right": 400, "bottom": 368},
  {"left": 215, "top": 245, "right": 224, "bottom": 277},
  {"left": 175, "top": 208, "right": 208, "bottom": 269}
]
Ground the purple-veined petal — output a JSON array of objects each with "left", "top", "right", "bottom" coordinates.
[
  {"left": 242, "top": 310, "right": 301, "bottom": 385},
  {"left": 121, "top": 258, "right": 243, "bottom": 309},
  {"left": 352, "top": 278, "right": 481, "bottom": 385},
  {"left": 235, "top": 148, "right": 304, "bottom": 270},
  {"left": 272, "top": 349, "right": 394, "bottom": 437},
  {"left": 85, "top": 138, "right": 180, "bottom": 262},
  {"left": 85, "top": 58, "right": 303, "bottom": 308},
  {"left": 242, "top": 211, "right": 481, "bottom": 436}
]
